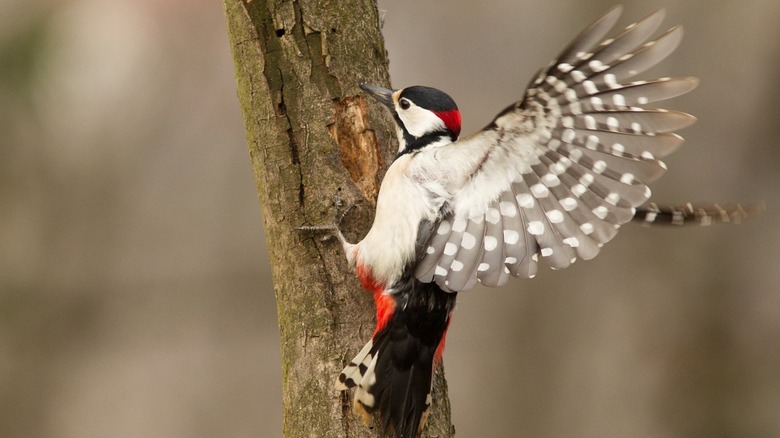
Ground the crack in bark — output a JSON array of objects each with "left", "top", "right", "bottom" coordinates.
[
  {"left": 275, "top": 68, "right": 305, "bottom": 207},
  {"left": 327, "top": 95, "right": 383, "bottom": 205}
]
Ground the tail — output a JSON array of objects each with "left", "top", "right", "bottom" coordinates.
[
  {"left": 336, "top": 279, "right": 456, "bottom": 438},
  {"left": 633, "top": 201, "right": 764, "bottom": 226}
]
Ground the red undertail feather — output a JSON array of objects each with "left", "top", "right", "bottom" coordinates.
[
  {"left": 355, "top": 262, "right": 395, "bottom": 337},
  {"left": 336, "top": 270, "right": 457, "bottom": 437}
]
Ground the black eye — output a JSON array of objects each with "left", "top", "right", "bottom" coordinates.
[{"left": 399, "top": 98, "right": 411, "bottom": 110}]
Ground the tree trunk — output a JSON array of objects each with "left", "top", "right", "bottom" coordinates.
[{"left": 223, "top": 1, "right": 455, "bottom": 436}]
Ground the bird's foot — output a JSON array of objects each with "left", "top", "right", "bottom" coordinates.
[{"left": 296, "top": 194, "right": 355, "bottom": 247}]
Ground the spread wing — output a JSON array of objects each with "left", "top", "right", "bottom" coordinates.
[{"left": 414, "top": 7, "right": 698, "bottom": 291}]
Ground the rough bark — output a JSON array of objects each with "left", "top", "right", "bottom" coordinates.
[{"left": 223, "top": 1, "right": 455, "bottom": 437}]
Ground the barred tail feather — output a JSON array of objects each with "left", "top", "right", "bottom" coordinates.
[
  {"left": 633, "top": 202, "right": 765, "bottom": 226},
  {"left": 336, "top": 280, "right": 456, "bottom": 437}
]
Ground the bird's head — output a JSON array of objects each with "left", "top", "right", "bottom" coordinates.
[{"left": 360, "top": 83, "right": 461, "bottom": 155}]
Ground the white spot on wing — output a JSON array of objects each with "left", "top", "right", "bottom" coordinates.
[
  {"left": 444, "top": 242, "right": 458, "bottom": 256},
  {"left": 499, "top": 202, "right": 517, "bottom": 217},
  {"left": 580, "top": 222, "right": 594, "bottom": 235},
  {"left": 583, "top": 80, "right": 598, "bottom": 95},
  {"left": 504, "top": 230, "right": 520, "bottom": 244},
  {"left": 517, "top": 193, "right": 534, "bottom": 208},
  {"left": 546, "top": 209, "right": 564, "bottom": 223},
  {"left": 580, "top": 173, "right": 594, "bottom": 186},
  {"left": 557, "top": 62, "right": 574, "bottom": 73},
  {"left": 542, "top": 173, "right": 561, "bottom": 187},
  {"left": 531, "top": 184, "right": 550, "bottom": 198},
  {"left": 550, "top": 162, "right": 566, "bottom": 175},
  {"left": 606, "top": 117, "right": 619, "bottom": 132},
  {"left": 527, "top": 221, "right": 545, "bottom": 236},
  {"left": 589, "top": 60, "right": 608, "bottom": 72},
  {"left": 553, "top": 79, "right": 568, "bottom": 93},
  {"left": 486, "top": 208, "right": 501, "bottom": 224},
  {"left": 560, "top": 197, "right": 578, "bottom": 211},
  {"left": 572, "top": 184, "right": 587, "bottom": 197},
  {"left": 592, "top": 206, "right": 609, "bottom": 219},
  {"left": 462, "top": 232, "right": 476, "bottom": 249},
  {"left": 604, "top": 73, "right": 619, "bottom": 88},
  {"left": 562, "top": 129, "right": 576, "bottom": 143},
  {"left": 564, "top": 89, "right": 577, "bottom": 103},
  {"left": 452, "top": 216, "right": 467, "bottom": 232},
  {"left": 585, "top": 135, "right": 599, "bottom": 150},
  {"left": 563, "top": 237, "right": 580, "bottom": 248}
]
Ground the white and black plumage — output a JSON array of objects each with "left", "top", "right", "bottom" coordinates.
[{"left": 304, "top": 6, "right": 755, "bottom": 437}]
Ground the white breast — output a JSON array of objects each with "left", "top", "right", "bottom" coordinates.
[{"left": 355, "top": 151, "right": 451, "bottom": 288}]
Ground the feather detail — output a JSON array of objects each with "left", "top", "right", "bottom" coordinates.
[
  {"left": 414, "top": 7, "right": 698, "bottom": 289},
  {"left": 336, "top": 278, "right": 456, "bottom": 437}
]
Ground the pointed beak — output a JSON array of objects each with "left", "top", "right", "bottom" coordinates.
[{"left": 359, "top": 83, "right": 394, "bottom": 109}]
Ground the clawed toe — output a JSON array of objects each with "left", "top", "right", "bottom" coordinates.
[{"left": 296, "top": 194, "right": 355, "bottom": 247}]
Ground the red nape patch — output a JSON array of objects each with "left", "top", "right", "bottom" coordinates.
[{"left": 434, "top": 109, "right": 461, "bottom": 139}]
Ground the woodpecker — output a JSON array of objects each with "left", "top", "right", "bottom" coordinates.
[{"left": 301, "top": 6, "right": 758, "bottom": 437}]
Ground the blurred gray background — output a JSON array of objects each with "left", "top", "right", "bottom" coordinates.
[{"left": 1, "top": 1, "right": 778, "bottom": 437}]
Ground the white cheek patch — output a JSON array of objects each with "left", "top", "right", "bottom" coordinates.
[
  {"left": 395, "top": 128, "right": 407, "bottom": 154},
  {"left": 398, "top": 105, "right": 446, "bottom": 138}
]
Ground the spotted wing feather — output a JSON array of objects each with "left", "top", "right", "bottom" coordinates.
[{"left": 415, "top": 8, "right": 697, "bottom": 289}]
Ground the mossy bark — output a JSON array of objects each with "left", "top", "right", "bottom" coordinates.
[{"left": 223, "top": 1, "right": 455, "bottom": 436}]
